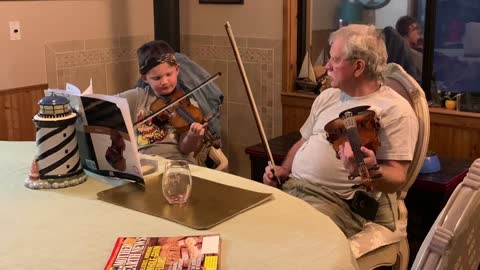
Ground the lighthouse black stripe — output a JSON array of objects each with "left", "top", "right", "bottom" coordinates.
[
  {"left": 67, "top": 158, "right": 81, "bottom": 173},
  {"left": 39, "top": 144, "right": 79, "bottom": 176},
  {"left": 36, "top": 127, "right": 64, "bottom": 145},
  {"left": 36, "top": 131, "right": 76, "bottom": 161}
]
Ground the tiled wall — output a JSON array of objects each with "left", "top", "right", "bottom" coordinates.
[
  {"left": 45, "top": 35, "right": 152, "bottom": 93},
  {"left": 181, "top": 34, "right": 283, "bottom": 178},
  {"left": 45, "top": 34, "right": 283, "bottom": 179}
]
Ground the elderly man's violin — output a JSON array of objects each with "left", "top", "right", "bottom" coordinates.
[
  {"left": 324, "top": 106, "right": 381, "bottom": 191},
  {"left": 324, "top": 106, "right": 380, "bottom": 155}
]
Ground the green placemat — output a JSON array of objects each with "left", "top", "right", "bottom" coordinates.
[{"left": 97, "top": 175, "right": 273, "bottom": 230}]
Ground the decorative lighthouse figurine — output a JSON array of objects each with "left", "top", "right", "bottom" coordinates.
[{"left": 25, "top": 93, "right": 87, "bottom": 189}]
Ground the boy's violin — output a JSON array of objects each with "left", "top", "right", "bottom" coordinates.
[
  {"left": 149, "top": 87, "right": 203, "bottom": 133},
  {"left": 133, "top": 72, "right": 222, "bottom": 148},
  {"left": 149, "top": 87, "right": 221, "bottom": 148}
]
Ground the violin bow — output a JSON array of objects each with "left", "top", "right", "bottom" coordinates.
[
  {"left": 133, "top": 72, "right": 222, "bottom": 128},
  {"left": 225, "top": 21, "right": 282, "bottom": 187}
]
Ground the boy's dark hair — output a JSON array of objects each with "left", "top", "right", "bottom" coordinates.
[
  {"left": 395, "top": 15, "right": 418, "bottom": 37},
  {"left": 137, "top": 40, "right": 176, "bottom": 75}
]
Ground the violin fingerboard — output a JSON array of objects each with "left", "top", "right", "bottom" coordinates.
[
  {"left": 345, "top": 126, "right": 365, "bottom": 165},
  {"left": 343, "top": 113, "right": 372, "bottom": 181}
]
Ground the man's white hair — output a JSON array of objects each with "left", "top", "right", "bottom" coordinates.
[{"left": 329, "top": 24, "right": 387, "bottom": 81}]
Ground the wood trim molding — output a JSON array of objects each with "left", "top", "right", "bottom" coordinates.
[
  {"left": 0, "top": 84, "right": 47, "bottom": 94},
  {"left": 283, "top": 0, "right": 298, "bottom": 93},
  {"left": 429, "top": 107, "right": 480, "bottom": 119}
]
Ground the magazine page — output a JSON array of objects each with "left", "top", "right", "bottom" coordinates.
[
  {"left": 79, "top": 94, "right": 143, "bottom": 182},
  {"left": 104, "top": 234, "right": 221, "bottom": 270},
  {"left": 44, "top": 88, "right": 144, "bottom": 184}
]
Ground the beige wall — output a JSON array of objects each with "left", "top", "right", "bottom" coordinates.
[
  {"left": 179, "top": 0, "right": 283, "bottom": 178},
  {"left": 0, "top": 0, "right": 153, "bottom": 90},
  {"left": 179, "top": 0, "right": 283, "bottom": 38}
]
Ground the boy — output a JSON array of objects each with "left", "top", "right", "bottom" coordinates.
[{"left": 120, "top": 40, "right": 218, "bottom": 164}]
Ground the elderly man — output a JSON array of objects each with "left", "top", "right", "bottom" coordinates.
[{"left": 263, "top": 24, "right": 418, "bottom": 237}]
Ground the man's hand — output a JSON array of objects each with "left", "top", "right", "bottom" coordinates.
[
  {"left": 338, "top": 141, "right": 377, "bottom": 176},
  {"left": 263, "top": 165, "right": 290, "bottom": 187}
]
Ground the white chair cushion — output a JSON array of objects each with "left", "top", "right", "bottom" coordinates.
[{"left": 350, "top": 220, "right": 407, "bottom": 258}]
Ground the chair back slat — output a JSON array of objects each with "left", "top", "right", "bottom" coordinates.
[
  {"left": 412, "top": 158, "right": 480, "bottom": 270},
  {"left": 384, "top": 63, "right": 430, "bottom": 199}
]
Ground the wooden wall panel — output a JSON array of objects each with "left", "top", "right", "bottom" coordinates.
[
  {"left": 0, "top": 84, "right": 47, "bottom": 141},
  {"left": 429, "top": 108, "right": 480, "bottom": 162},
  {"left": 281, "top": 92, "right": 314, "bottom": 133}
]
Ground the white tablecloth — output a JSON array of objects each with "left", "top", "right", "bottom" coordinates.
[{"left": 0, "top": 141, "right": 358, "bottom": 269}]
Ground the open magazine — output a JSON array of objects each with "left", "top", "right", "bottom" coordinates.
[
  {"left": 45, "top": 83, "right": 144, "bottom": 184},
  {"left": 103, "top": 234, "right": 221, "bottom": 270}
]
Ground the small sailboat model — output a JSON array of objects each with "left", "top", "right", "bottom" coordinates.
[{"left": 296, "top": 51, "right": 319, "bottom": 93}]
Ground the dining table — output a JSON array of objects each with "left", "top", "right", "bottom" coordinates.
[{"left": 0, "top": 141, "right": 359, "bottom": 269}]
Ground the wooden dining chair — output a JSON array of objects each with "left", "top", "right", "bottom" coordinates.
[
  {"left": 411, "top": 158, "right": 480, "bottom": 270},
  {"left": 349, "top": 63, "right": 430, "bottom": 270}
]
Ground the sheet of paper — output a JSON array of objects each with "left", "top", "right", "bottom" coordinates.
[
  {"left": 66, "top": 83, "right": 81, "bottom": 95},
  {"left": 81, "top": 78, "right": 94, "bottom": 96}
]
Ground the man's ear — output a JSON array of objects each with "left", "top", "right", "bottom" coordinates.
[
  {"left": 140, "top": 75, "right": 147, "bottom": 82},
  {"left": 353, "top": 59, "right": 366, "bottom": 77}
]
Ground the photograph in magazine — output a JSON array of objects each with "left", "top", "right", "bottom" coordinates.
[
  {"left": 104, "top": 234, "right": 220, "bottom": 270},
  {"left": 80, "top": 96, "right": 142, "bottom": 181}
]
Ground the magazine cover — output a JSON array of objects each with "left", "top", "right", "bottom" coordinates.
[
  {"left": 45, "top": 86, "right": 144, "bottom": 184},
  {"left": 104, "top": 234, "right": 221, "bottom": 270}
]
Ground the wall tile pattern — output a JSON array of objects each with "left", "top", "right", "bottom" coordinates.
[
  {"left": 182, "top": 34, "right": 283, "bottom": 178},
  {"left": 45, "top": 35, "right": 152, "bottom": 95}
]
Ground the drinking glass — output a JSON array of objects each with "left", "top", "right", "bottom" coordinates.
[{"left": 162, "top": 160, "right": 192, "bottom": 204}]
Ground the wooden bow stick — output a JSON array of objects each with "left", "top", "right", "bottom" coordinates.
[{"left": 224, "top": 21, "right": 282, "bottom": 187}]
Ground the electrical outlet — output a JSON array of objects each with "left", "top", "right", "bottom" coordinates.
[{"left": 9, "top": 21, "right": 21, "bottom": 40}]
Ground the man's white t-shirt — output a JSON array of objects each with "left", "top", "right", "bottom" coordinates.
[{"left": 290, "top": 85, "right": 419, "bottom": 199}]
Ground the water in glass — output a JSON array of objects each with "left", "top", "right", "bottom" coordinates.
[{"left": 162, "top": 160, "right": 192, "bottom": 204}]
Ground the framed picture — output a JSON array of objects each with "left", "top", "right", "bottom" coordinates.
[{"left": 199, "top": 0, "right": 244, "bottom": 4}]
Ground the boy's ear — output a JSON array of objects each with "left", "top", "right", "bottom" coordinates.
[{"left": 140, "top": 74, "right": 147, "bottom": 82}]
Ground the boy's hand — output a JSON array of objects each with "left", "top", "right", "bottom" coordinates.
[
  {"left": 179, "top": 122, "right": 208, "bottom": 155},
  {"left": 188, "top": 122, "right": 207, "bottom": 138}
]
